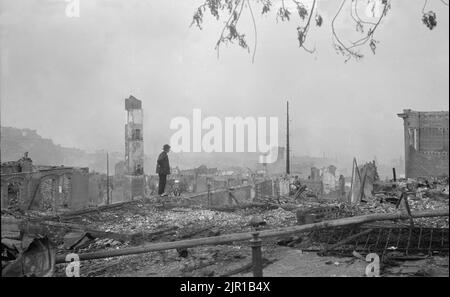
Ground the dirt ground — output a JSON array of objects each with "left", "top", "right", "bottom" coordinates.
[
  {"left": 55, "top": 243, "right": 449, "bottom": 277},
  {"left": 240, "top": 247, "right": 449, "bottom": 277}
]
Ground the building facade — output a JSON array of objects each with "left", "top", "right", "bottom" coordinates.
[{"left": 398, "top": 109, "right": 449, "bottom": 178}]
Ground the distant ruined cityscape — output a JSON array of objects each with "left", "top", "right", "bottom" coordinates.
[
  {"left": 1, "top": 95, "right": 447, "bottom": 211},
  {"left": 1, "top": 96, "right": 448, "bottom": 278}
]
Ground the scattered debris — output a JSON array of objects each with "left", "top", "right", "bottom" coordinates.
[
  {"left": 1, "top": 174, "right": 447, "bottom": 277},
  {"left": 2, "top": 236, "right": 55, "bottom": 277}
]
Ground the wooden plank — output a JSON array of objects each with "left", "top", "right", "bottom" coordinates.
[{"left": 2, "top": 217, "right": 130, "bottom": 242}]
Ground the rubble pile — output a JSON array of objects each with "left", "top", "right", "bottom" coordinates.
[
  {"left": 3, "top": 175, "right": 448, "bottom": 277},
  {"left": 65, "top": 200, "right": 297, "bottom": 238},
  {"left": 350, "top": 178, "right": 449, "bottom": 228},
  {"left": 90, "top": 208, "right": 294, "bottom": 242},
  {"left": 46, "top": 201, "right": 298, "bottom": 265}
]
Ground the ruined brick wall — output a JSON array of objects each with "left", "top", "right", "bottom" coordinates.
[
  {"left": 1, "top": 167, "right": 90, "bottom": 212},
  {"left": 39, "top": 176, "right": 71, "bottom": 212},
  {"left": 398, "top": 110, "right": 449, "bottom": 178}
]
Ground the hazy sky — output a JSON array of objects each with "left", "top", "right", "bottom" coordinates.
[{"left": 1, "top": 0, "right": 448, "bottom": 164}]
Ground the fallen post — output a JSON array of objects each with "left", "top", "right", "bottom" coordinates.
[
  {"left": 55, "top": 209, "right": 449, "bottom": 264},
  {"left": 1, "top": 217, "right": 175, "bottom": 243}
]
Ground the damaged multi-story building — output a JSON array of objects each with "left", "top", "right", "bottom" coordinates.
[
  {"left": 398, "top": 109, "right": 449, "bottom": 178},
  {"left": 124, "top": 95, "right": 145, "bottom": 200}
]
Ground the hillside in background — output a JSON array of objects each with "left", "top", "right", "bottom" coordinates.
[
  {"left": 1, "top": 126, "right": 403, "bottom": 178},
  {"left": 0, "top": 126, "right": 124, "bottom": 173},
  {"left": 0, "top": 126, "right": 256, "bottom": 174}
]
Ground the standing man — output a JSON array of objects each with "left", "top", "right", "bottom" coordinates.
[
  {"left": 338, "top": 175, "right": 346, "bottom": 202},
  {"left": 156, "top": 144, "right": 171, "bottom": 196}
]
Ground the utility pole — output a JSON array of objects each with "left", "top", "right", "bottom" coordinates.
[
  {"left": 286, "top": 100, "right": 290, "bottom": 175},
  {"left": 106, "top": 152, "right": 110, "bottom": 205}
]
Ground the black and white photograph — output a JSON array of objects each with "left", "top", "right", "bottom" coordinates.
[{"left": 0, "top": 0, "right": 449, "bottom": 284}]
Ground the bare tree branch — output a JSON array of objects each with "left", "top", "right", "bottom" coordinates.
[
  {"left": 295, "top": 0, "right": 317, "bottom": 52},
  {"left": 331, "top": 0, "right": 390, "bottom": 61},
  {"left": 190, "top": 0, "right": 443, "bottom": 62},
  {"left": 247, "top": 0, "right": 258, "bottom": 63}
]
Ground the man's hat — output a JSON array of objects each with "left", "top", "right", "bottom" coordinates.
[{"left": 163, "top": 144, "right": 171, "bottom": 150}]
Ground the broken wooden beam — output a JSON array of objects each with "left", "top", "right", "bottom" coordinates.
[
  {"left": 55, "top": 209, "right": 449, "bottom": 264},
  {"left": 36, "top": 197, "right": 150, "bottom": 221},
  {"left": 2, "top": 217, "right": 132, "bottom": 242},
  {"left": 2, "top": 217, "right": 176, "bottom": 243}
]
